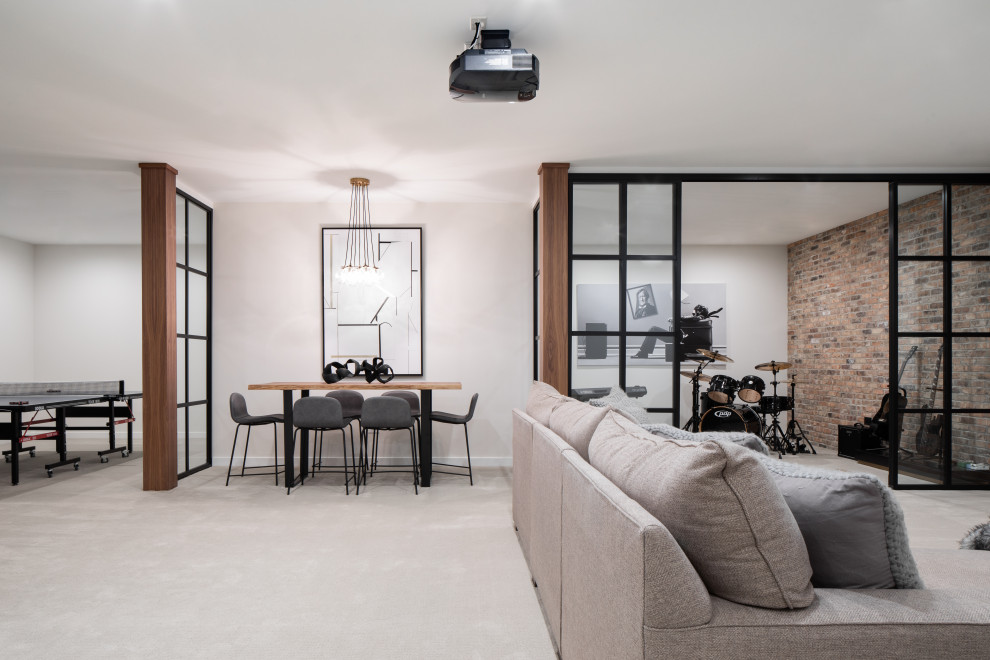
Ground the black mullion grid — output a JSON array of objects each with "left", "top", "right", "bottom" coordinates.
[
  {"left": 671, "top": 183, "right": 682, "bottom": 423},
  {"left": 942, "top": 185, "right": 953, "bottom": 485},
  {"left": 618, "top": 184, "right": 628, "bottom": 393},
  {"left": 182, "top": 195, "right": 190, "bottom": 474},
  {"left": 888, "top": 183, "right": 900, "bottom": 485}
]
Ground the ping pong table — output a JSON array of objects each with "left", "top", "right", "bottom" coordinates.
[{"left": 0, "top": 381, "right": 142, "bottom": 485}]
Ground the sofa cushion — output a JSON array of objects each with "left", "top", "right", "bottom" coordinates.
[
  {"left": 755, "top": 456, "right": 924, "bottom": 589},
  {"left": 589, "top": 411, "right": 814, "bottom": 610},
  {"left": 526, "top": 381, "right": 573, "bottom": 425},
  {"left": 587, "top": 386, "right": 651, "bottom": 425},
  {"left": 547, "top": 400, "right": 611, "bottom": 461}
]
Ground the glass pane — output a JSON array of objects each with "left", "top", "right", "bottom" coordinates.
[
  {"left": 626, "top": 261, "right": 673, "bottom": 334},
  {"left": 896, "top": 412, "right": 944, "bottom": 486},
  {"left": 189, "top": 338, "right": 207, "bottom": 402},
  {"left": 625, "top": 356, "right": 674, "bottom": 412},
  {"left": 951, "top": 185, "right": 990, "bottom": 256},
  {"left": 628, "top": 184, "right": 674, "bottom": 256},
  {"left": 572, "top": 184, "right": 619, "bottom": 255},
  {"left": 953, "top": 337, "right": 988, "bottom": 410},
  {"left": 188, "top": 403, "right": 208, "bottom": 468},
  {"left": 573, "top": 260, "right": 619, "bottom": 333},
  {"left": 898, "top": 337, "right": 942, "bottom": 412},
  {"left": 176, "top": 406, "right": 187, "bottom": 474},
  {"left": 897, "top": 185, "right": 942, "bottom": 257},
  {"left": 188, "top": 272, "right": 207, "bottom": 337},
  {"left": 176, "top": 337, "right": 186, "bottom": 404},
  {"left": 176, "top": 267, "right": 185, "bottom": 334},
  {"left": 897, "top": 261, "right": 942, "bottom": 333},
  {"left": 188, "top": 203, "right": 208, "bottom": 272},
  {"left": 175, "top": 194, "right": 187, "bottom": 266},
  {"left": 951, "top": 414, "right": 990, "bottom": 486},
  {"left": 570, "top": 337, "right": 619, "bottom": 396},
  {"left": 952, "top": 261, "right": 990, "bottom": 332}
]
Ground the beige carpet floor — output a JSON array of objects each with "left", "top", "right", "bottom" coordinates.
[
  {"left": 0, "top": 460, "right": 556, "bottom": 660},
  {"left": 2, "top": 449, "right": 989, "bottom": 660}
]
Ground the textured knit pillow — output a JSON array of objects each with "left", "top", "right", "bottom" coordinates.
[
  {"left": 526, "top": 381, "right": 573, "bottom": 425},
  {"left": 589, "top": 411, "right": 814, "bottom": 609},
  {"left": 546, "top": 400, "right": 611, "bottom": 461},
  {"left": 755, "top": 455, "right": 924, "bottom": 589},
  {"left": 643, "top": 422, "right": 770, "bottom": 455},
  {"left": 588, "top": 386, "right": 650, "bottom": 425}
]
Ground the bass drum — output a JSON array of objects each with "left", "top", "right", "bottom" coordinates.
[{"left": 698, "top": 405, "right": 763, "bottom": 436}]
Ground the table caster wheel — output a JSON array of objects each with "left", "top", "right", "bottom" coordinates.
[
  {"left": 4, "top": 456, "right": 9, "bottom": 463},
  {"left": 122, "top": 450, "right": 129, "bottom": 457},
  {"left": 73, "top": 462, "right": 80, "bottom": 471},
  {"left": 100, "top": 457, "right": 109, "bottom": 464},
  {"left": 29, "top": 450, "right": 36, "bottom": 457},
  {"left": 47, "top": 469, "right": 54, "bottom": 478}
]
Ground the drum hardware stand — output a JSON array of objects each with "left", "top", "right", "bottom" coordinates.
[
  {"left": 758, "top": 362, "right": 794, "bottom": 456},
  {"left": 681, "top": 358, "right": 713, "bottom": 433},
  {"left": 783, "top": 375, "right": 815, "bottom": 454}
]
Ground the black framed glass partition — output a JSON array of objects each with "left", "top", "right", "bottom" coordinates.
[
  {"left": 569, "top": 176, "right": 680, "bottom": 424},
  {"left": 176, "top": 190, "right": 212, "bottom": 479},
  {"left": 890, "top": 183, "right": 990, "bottom": 488}
]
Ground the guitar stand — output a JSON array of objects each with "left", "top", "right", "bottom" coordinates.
[
  {"left": 785, "top": 418, "right": 815, "bottom": 454},
  {"left": 681, "top": 358, "right": 712, "bottom": 433}
]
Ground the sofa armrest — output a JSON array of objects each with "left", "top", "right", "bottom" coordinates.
[
  {"left": 512, "top": 409, "right": 535, "bottom": 562},
  {"left": 560, "top": 451, "right": 711, "bottom": 660}
]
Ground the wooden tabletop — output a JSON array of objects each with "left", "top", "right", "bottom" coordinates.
[{"left": 248, "top": 381, "right": 462, "bottom": 391}]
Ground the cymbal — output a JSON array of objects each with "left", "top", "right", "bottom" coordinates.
[
  {"left": 680, "top": 371, "right": 711, "bottom": 382},
  {"left": 697, "top": 349, "right": 734, "bottom": 363},
  {"left": 755, "top": 360, "right": 792, "bottom": 371}
]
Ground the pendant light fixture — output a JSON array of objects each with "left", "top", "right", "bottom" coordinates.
[{"left": 338, "top": 177, "right": 383, "bottom": 284}]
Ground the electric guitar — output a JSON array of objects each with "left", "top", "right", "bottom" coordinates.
[
  {"left": 871, "top": 345, "right": 916, "bottom": 443},
  {"left": 916, "top": 344, "right": 944, "bottom": 457}
]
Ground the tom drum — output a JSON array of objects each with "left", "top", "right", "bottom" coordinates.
[
  {"left": 706, "top": 375, "right": 738, "bottom": 404},
  {"left": 737, "top": 374, "right": 765, "bottom": 404},
  {"left": 698, "top": 405, "right": 764, "bottom": 436}
]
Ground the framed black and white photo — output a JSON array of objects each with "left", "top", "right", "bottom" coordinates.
[{"left": 322, "top": 227, "right": 422, "bottom": 375}]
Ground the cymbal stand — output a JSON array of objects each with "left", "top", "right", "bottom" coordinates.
[
  {"left": 784, "top": 375, "right": 815, "bottom": 454},
  {"left": 681, "top": 359, "right": 712, "bottom": 432},
  {"left": 762, "top": 367, "right": 793, "bottom": 455}
]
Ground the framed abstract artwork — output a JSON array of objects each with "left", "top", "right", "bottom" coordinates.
[{"left": 322, "top": 226, "right": 423, "bottom": 375}]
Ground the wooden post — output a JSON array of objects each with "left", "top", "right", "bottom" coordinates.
[
  {"left": 537, "top": 163, "right": 570, "bottom": 394},
  {"left": 139, "top": 163, "right": 178, "bottom": 491}
]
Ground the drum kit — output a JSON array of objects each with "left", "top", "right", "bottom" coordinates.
[{"left": 681, "top": 350, "right": 814, "bottom": 455}]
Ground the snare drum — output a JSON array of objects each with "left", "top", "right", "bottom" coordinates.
[
  {"left": 737, "top": 375, "right": 765, "bottom": 404},
  {"left": 760, "top": 395, "right": 794, "bottom": 413},
  {"left": 706, "top": 375, "right": 738, "bottom": 404},
  {"left": 698, "top": 405, "right": 763, "bottom": 435}
]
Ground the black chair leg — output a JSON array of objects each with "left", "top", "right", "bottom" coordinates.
[
  {"left": 464, "top": 424, "right": 473, "bottom": 486},
  {"left": 409, "top": 428, "right": 419, "bottom": 495},
  {"left": 272, "top": 422, "right": 279, "bottom": 486},
  {"left": 241, "top": 426, "right": 252, "bottom": 477},
  {"left": 226, "top": 424, "right": 241, "bottom": 486}
]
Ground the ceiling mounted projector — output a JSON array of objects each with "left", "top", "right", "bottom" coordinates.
[{"left": 449, "top": 27, "right": 539, "bottom": 102}]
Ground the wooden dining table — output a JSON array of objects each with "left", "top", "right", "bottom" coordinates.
[{"left": 248, "top": 381, "right": 462, "bottom": 493}]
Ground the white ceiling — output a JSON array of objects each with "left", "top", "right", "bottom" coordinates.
[{"left": 1, "top": 1, "right": 989, "bottom": 245}]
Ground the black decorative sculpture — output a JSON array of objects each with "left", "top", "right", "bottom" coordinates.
[{"left": 322, "top": 357, "right": 394, "bottom": 384}]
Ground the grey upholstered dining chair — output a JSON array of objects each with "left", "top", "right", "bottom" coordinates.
[
  {"left": 360, "top": 396, "right": 419, "bottom": 494},
  {"left": 294, "top": 396, "right": 359, "bottom": 495},
  {"left": 430, "top": 393, "right": 479, "bottom": 485},
  {"left": 318, "top": 390, "right": 364, "bottom": 472},
  {"left": 226, "top": 393, "right": 284, "bottom": 487}
]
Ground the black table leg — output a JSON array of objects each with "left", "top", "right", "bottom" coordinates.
[
  {"left": 299, "top": 389, "right": 310, "bottom": 485},
  {"left": 282, "top": 390, "right": 296, "bottom": 494},
  {"left": 44, "top": 410, "right": 80, "bottom": 476},
  {"left": 420, "top": 390, "right": 432, "bottom": 487},
  {"left": 11, "top": 410, "right": 20, "bottom": 485}
]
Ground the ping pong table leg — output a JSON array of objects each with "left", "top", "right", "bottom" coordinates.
[{"left": 11, "top": 410, "right": 21, "bottom": 485}]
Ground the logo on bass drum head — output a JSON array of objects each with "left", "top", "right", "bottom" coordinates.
[{"left": 715, "top": 409, "right": 732, "bottom": 418}]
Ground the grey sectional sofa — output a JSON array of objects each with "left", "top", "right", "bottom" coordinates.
[{"left": 512, "top": 384, "right": 990, "bottom": 660}]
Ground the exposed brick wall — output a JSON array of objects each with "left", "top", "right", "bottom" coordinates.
[{"left": 788, "top": 185, "right": 989, "bottom": 468}]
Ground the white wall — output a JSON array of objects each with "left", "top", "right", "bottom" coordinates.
[
  {"left": 681, "top": 245, "right": 788, "bottom": 425},
  {"left": 213, "top": 201, "right": 533, "bottom": 466},
  {"left": 0, "top": 235, "right": 35, "bottom": 380},
  {"left": 32, "top": 245, "right": 144, "bottom": 445}
]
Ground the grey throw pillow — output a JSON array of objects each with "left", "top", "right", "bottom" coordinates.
[
  {"left": 588, "top": 386, "right": 650, "bottom": 425},
  {"left": 589, "top": 411, "right": 815, "bottom": 610},
  {"left": 643, "top": 422, "right": 770, "bottom": 455},
  {"left": 755, "top": 456, "right": 924, "bottom": 589}
]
